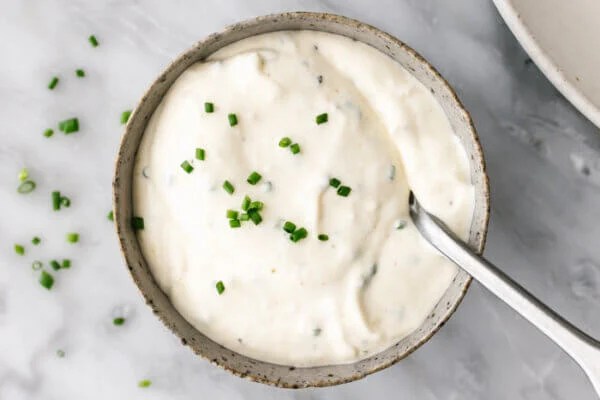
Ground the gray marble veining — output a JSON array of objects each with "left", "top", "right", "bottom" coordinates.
[{"left": 0, "top": 1, "right": 598, "bottom": 399}]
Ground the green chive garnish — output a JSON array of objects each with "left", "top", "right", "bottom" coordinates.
[
  {"left": 58, "top": 118, "right": 79, "bottom": 134},
  {"left": 316, "top": 113, "right": 328, "bottom": 124},
  {"left": 290, "top": 227, "right": 308, "bottom": 242},
  {"left": 121, "top": 110, "right": 132, "bottom": 124},
  {"left": 88, "top": 35, "right": 99, "bottom": 47},
  {"left": 241, "top": 195, "right": 251, "bottom": 211},
  {"left": 107, "top": 210, "right": 114, "bottom": 221},
  {"left": 204, "top": 102, "right": 214, "bottom": 113},
  {"left": 131, "top": 216, "right": 144, "bottom": 230},
  {"left": 60, "top": 196, "right": 71, "bottom": 208},
  {"left": 279, "top": 137, "right": 292, "bottom": 147},
  {"left": 229, "top": 219, "right": 241, "bottom": 228},
  {"left": 32, "top": 236, "right": 41, "bottom": 245},
  {"left": 329, "top": 178, "right": 341, "bottom": 188},
  {"left": 17, "top": 181, "right": 36, "bottom": 194},
  {"left": 222, "top": 180, "right": 235, "bottom": 195},
  {"left": 195, "top": 148, "right": 205, "bottom": 161},
  {"left": 14, "top": 244, "right": 25, "bottom": 256},
  {"left": 48, "top": 76, "right": 59, "bottom": 90},
  {"left": 180, "top": 160, "right": 194, "bottom": 173},
  {"left": 52, "top": 191, "right": 61, "bottom": 210},
  {"left": 318, "top": 234, "right": 329, "bottom": 241},
  {"left": 39, "top": 271, "right": 54, "bottom": 290},
  {"left": 290, "top": 143, "right": 301, "bottom": 154},
  {"left": 43, "top": 128, "right": 54, "bottom": 138},
  {"left": 18, "top": 168, "right": 28, "bottom": 182},
  {"left": 246, "top": 171, "right": 262, "bottom": 185},
  {"left": 50, "top": 260, "right": 61, "bottom": 271},
  {"left": 248, "top": 201, "right": 263, "bottom": 211},
  {"left": 248, "top": 210, "right": 262, "bottom": 225},
  {"left": 283, "top": 221, "right": 296, "bottom": 233},
  {"left": 138, "top": 379, "right": 151, "bottom": 388},
  {"left": 216, "top": 280, "right": 225, "bottom": 295},
  {"left": 228, "top": 113, "right": 238, "bottom": 126},
  {"left": 239, "top": 213, "right": 249, "bottom": 221},
  {"left": 56, "top": 349, "right": 65, "bottom": 358},
  {"left": 32, "top": 261, "right": 43, "bottom": 271},
  {"left": 113, "top": 317, "right": 125, "bottom": 326},
  {"left": 66, "top": 233, "right": 79, "bottom": 243},
  {"left": 226, "top": 210, "right": 239, "bottom": 220},
  {"left": 337, "top": 186, "right": 351, "bottom": 197},
  {"left": 62, "top": 259, "right": 71, "bottom": 269},
  {"left": 76, "top": 69, "right": 85, "bottom": 78}
]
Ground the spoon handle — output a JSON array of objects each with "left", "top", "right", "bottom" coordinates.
[{"left": 409, "top": 200, "right": 600, "bottom": 395}]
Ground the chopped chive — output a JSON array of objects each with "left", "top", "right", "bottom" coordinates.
[
  {"left": 226, "top": 210, "right": 239, "bottom": 220},
  {"left": 315, "top": 113, "right": 328, "bottom": 124},
  {"left": 39, "top": 270, "right": 54, "bottom": 290},
  {"left": 17, "top": 181, "right": 36, "bottom": 194},
  {"left": 14, "top": 244, "right": 25, "bottom": 256},
  {"left": 32, "top": 261, "right": 43, "bottom": 271},
  {"left": 318, "top": 234, "right": 329, "bottom": 241},
  {"left": 32, "top": 236, "right": 41, "bottom": 245},
  {"left": 120, "top": 110, "right": 132, "bottom": 124},
  {"left": 18, "top": 168, "right": 28, "bottom": 182},
  {"left": 246, "top": 171, "right": 262, "bottom": 185},
  {"left": 248, "top": 201, "right": 263, "bottom": 211},
  {"left": 58, "top": 118, "right": 79, "bottom": 134},
  {"left": 241, "top": 195, "right": 251, "bottom": 211},
  {"left": 204, "top": 102, "right": 214, "bottom": 113},
  {"left": 113, "top": 317, "right": 126, "bottom": 326},
  {"left": 180, "top": 160, "right": 194, "bottom": 173},
  {"left": 216, "top": 280, "right": 225, "bottom": 295},
  {"left": 239, "top": 213, "right": 249, "bottom": 221},
  {"left": 222, "top": 180, "right": 235, "bottom": 195},
  {"left": 395, "top": 220, "right": 407, "bottom": 230},
  {"left": 228, "top": 113, "right": 238, "bottom": 126},
  {"left": 61, "top": 259, "right": 71, "bottom": 269},
  {"left": 290, "top": 143, "right": 301, "bottom": 154},
  {"left": 75, "top": 69, "right": 85, "bottom": 77},
  {"left": 107, "top": 210, "right": 114, "bottom": 221},
  {"left": 56, "top": 349, "right": 65, "bottom": 358},
  {"left": 138, "top": 379, "right": 151, "bottom": 388},
  {"left": 60, "top": 196, "right": 71, "bottom": 208},
  {"left": 283, "top": 221, "right": 296, "bottom": 233},
  {"left": 88, "top": 35, "right": 99, "bottom": 47},
  {"left": 279, "top": 137, "right": 291, "bottom": 147},
  {"left": 329, "top": 178, "right": 341, "bottom": 188},
  {"left": 290, "top": 227, "right": 308, "bottom": 242},
  {"left": 248, "top": 210, "right": 262, "bottom": 225},
  {"left": 66, "top": 233, "right": 79, "bottom": 243},
  {"left": 131, "top": 216, "right": 144, "bottom": 230},
  {"left": 48, "top": 76, "right": 59, "bottom": 90},
  {"left": 229, "top": 219, "right": 241, "bottom": 228},
  {"left": 195, "top": 148, "right": 205, "bottom": 161},
  {"left": 52, "top": 191, "right": 61, "bottom": 210},
  {"left": 337, "top": 185, "right": 351, "bottom": 197},
  {"left": 43, "top": 128, "right": 54, "bottom": 138},
  {"left": 50, "top": 260, "right": 61, "bottom": 271}
]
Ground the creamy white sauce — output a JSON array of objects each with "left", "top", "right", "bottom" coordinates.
[{"left": 133, "top": 31, "right": 474, "bottom": 367}]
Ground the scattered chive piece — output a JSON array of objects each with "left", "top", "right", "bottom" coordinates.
[
  {"left": 76, "top": 69, "right": 85, "bottom": 78},
  {"left": 120, "top": 110, "right": 132, "bottom": 124},
  {"left": 241, "top": 195, "right": 251, "bottom": 211},
  {"left": 66, "top": 233, "right": 79, "bottom": 243},
  {"left": 239, "top": 213, "right": 249, "bottom": 221},
  {"left": 222, "top": 180, "right": 235, "bottom": 195},
  {"left": 283, "top": 221, "right": 296, "bottom": 233},
  {"left": 32, "top": 261, "right": 43, "bottom": 271},
  {"left": 58, "top": 118, "right": 79, "bottom": 134},
  {"left": 56, "top": 349, "right": 65, "bottom": 358},
  {"left": 52, "top": 191, "right": 61, "bottom": 210},
  {"left": 60, "top": 196, "right": 71, "bottom": 208},
  {"left": 180, "top": 160, "right": 194, "bottom": 174},
  {"left": 329, "top": 178, "right": 341, "bottom": 188},
  {"left": 204, "top": 102, "right": 214, "bottom": 113},
  {"left": 395, "top": 220, "right": 407, "bottom": 230},
  {"left": 43, "top": 128, "right": 54, "bottom": 138},
  {"left": 248, "top": 201, "right": 263, "bottom": 211},
  {"left": 229, "top": 219, "right": 241, "bottom": 228},
  {"left": 61, "top": 259, "right": 71, "bottom": 269},
  {"left": 14, "top": 244, "right": 25, "bottom": 256},
  {"left": 228, "top": 113, "right": 238, "bottom": 127},
  {"left": 32, "top": 237, "right": 41, "bottom": 245},
  {"left": 248, "top": 210, "right": 262, "bottom": 225},
  {"left": 88, "top": 35, "right": 99, "bottom": 47},
  {"left": 337, "top": 185, "right": 352, "bottom": 197},
  {"left": 226, "top": 210, "right": 239, "bottom": 220},
  {"left": 246, "top": 171, "right": 262, "bottom": 185},
  {"left": 318, "top": 234, "right": 329, "bottom": 241},
  {"left": 50, "top": 260, "right": 61, "bottom": 271},
  {"left": 138, "top": 379, "right": 152, "bottom": 388},
  {"left": 39, "top": 271, "right": 54, "bottom": 290},
  {"left": 48, "top": 76, "right": 59, "bottom": 90},
  {"left": 279, "top": 137, "right": 292, "bottom": 148},
  {"left": 290, "top": 227, "right": 308, "bottom": 242},
  {"left": 216, "top": 280, "right": 225, "bottom": 295},
  {"left": 113, "top": 317, "right": 125, "bottom": 326},
  {"left": 18, "top": 168, "right": 28, "bottom": 182},
  {"left": 315, "top": 113, "right": 328, "bottom": 124},
  {"left": 17, "top": 181, "right": 36, "bottom": 194},
  {"left": 195, "top": 148, "right": 205, "bottom": 161},
  {"left": 290, "top": 143, "right": 301, "bottom": 154},
  {"left": 131, "top": 216, "right": 144, "bottom": 230},
  {"left": 107, "top": 210, "right": 114, "bottom": 221}
]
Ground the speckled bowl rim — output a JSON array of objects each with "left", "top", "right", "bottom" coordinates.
[{"left": 113, "top": 12, "right": 490, "bottom": 388}]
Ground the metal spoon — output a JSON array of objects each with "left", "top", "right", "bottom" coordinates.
[{"left": 408, "top": 192, "right": 600, "bottom": 396}]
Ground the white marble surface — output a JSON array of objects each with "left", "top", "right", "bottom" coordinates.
[{"left": 1, "top": 1, "right": 599, "bottom": 398}]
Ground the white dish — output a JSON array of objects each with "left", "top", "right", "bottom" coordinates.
[{"left": 494, "top": 0, "right": 600, "bottom": 128}]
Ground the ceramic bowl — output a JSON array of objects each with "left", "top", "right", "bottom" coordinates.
[{"left": 113, "top": 12, "right": 490, "bottom": 388}]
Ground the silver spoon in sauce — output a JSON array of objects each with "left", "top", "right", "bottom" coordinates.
[{"left": 408, "top": 192, "right": 600, "bottom": 397}]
